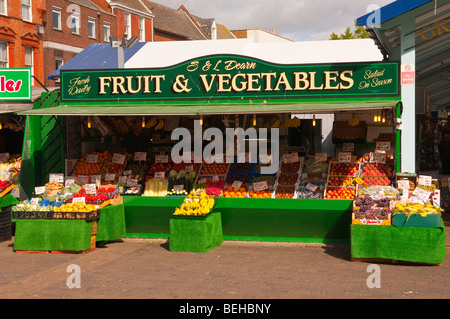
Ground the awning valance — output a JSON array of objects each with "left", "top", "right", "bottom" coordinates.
[{"left": 19, "top": 98, "right": 400, "bottom": 116}]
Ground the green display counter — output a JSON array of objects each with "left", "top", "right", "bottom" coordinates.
[
  {"left": 351, "top": 221, "right": 447, "bottom": 265},
  {"left": 12, "top": 204, "right": 126, "bottom": 252},
  {"left": 169, "top": 212, "right": 223, "bottom": 252},
  {"left": 96, "top": 204, "right": 126, "bottom": 242},
  {"left": 124, "top": 197, "right": 353, "bottom": 243},
  {"left": 14, "top": 219, "right": 95, "bottom": 252}
]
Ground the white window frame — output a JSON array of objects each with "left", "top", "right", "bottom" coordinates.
[
  {"left": 54, "top": 58, "right": 64, "bottom": 83},
  {"left": 71, "top": 12, "right": 80, "bottom": 34},
  {"left": 139, "top": 17, "right": 145, "bottom": 42},
  {"left": 124, "top": 13, "right": 131, "bottom": 38},
  {"left": 103, "top": 22, "right": 111, "bottom": 42},
  {"left": 0, "top": 41, "right": 8, "bottom": 68},
  {"left": 22, "top": 0, "right": 32, "bottom": 22},
  {"left": 0, "top": 0, "right": 7, "bottom": 16},
  {"left": 52, "top": 7, "right": 61, "bottom": 30},
  {"left": 24, "top": 46, "right": 33, "bottom": 83},
  {"left": 88, "top": 17, "right": 96, "bottom": 39}
]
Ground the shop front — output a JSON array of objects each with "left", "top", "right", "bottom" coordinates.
[{"left": 17, "top": 40, "right": 405, "bottom": 248}]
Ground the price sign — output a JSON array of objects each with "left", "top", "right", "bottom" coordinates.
[
  {"left": 118, "top": 176, "right": 127, "bottom": 184},
  {"left": 418, "top": 175, "right": 432, "bottom": 186},
  {"left": 283, "top": 152, "right": 299, "bottom": 163},
  {"left": 369, "top": 189, "right": 385, "bottom": 200},
  {"left": 231, "top": 180, "right": 243, "bottom": 190},
  {"left": 173, "top": 185, "right": 184, "bottom": 191},
  {"left": 315, "top": 152, "right": 327, "bottom": 162},
  {"left": 0, "top": 153, "right": 10, "bottom": 162},
  {"left": 30, "top": 198, "right": 40, "bottom": 205},
  {"left": 85, "top": 184, "right": 97, "bottom": 194},
  {"left": 305, "top": 183, "right": 318, "bottom": 192},
  {"left": 86, "top": 154, "right": 99, "bottom": 164},
  {"left": 198, "top": 178, "right": 206, "bottom": 184},
  {"left": 338, "top": 152, "right": 352, "bottom": 163},
  {"left": 123, "top": 170, "right": 132, "bottom": 176},
  {"left": 369, "top": 152, "right": 386, "bottom": 164},
  {"left": 77, "top": 175, "right": 89, "bottom": 184},
  {"left": 112, "top": 153, "right": 126, "bottom": 165},
  {"left": 397, "top": 180, "right": 410, "bottom": 190},
  {"left": 134, "top": 152, "right": 147, "bottom": 162},
  {"left": 155, "top": 155, "right": 169, "bottom": 163},
  {"left": 154, "top": 172, "right": 165, "bottom": 180},
  {"left": 65, "top": 177, "right": 76, "bottom": 187},
  {"left": 91, "top": 175, "right": 101, "bottom": 183},
  {"left": 105, "top": 173, "right": 115, "bottom": 182},
  {"left": 343, "top": 143, "right": 354, "bottom": 152},
  {"left": 72, "top": 196, "right": 85, "bottom": 203},
  {"left": 376, "top": 141, "right": 391, "bottom": 151},
  {"left": 49, "top": 173, "right": 64, "bottom": 183},
  {"left": 34, "top": 186, "right": 45, "bottom": 195},
  {"left": 126, "top": 178, "right": 138, "bottom": 187},
  {"left": 253, "top": 181, "right": 268, "bottom": 192}
]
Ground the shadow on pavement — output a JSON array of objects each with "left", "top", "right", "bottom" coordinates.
[{"left": 321, "top": 244, "right": 351, "bottom": 261}]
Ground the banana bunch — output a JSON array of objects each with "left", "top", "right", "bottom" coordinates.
[
  {"left": 394, "top": 201, "right": 443, "bottom": 216},
  {"left": 145, "top": 118, "right": 157, "bottom": 129},
  {"left": 154, "top": 119, "right": 165, "bottom": 131},
  {"left": 114, "top": 119, "right": 129, "bottom": 133},
  {"left": 283, "top": 117, "right": 301, "bottom": 128},
  {"left": 174, "top": 191, "right": 215, "bottom": 216},
  {"left": 348, "top": 116, "right": 359, "bottom": 127},
  {"left": 271, "top": 119, "right": 280, "bottom": 128},
  {"left": 342, "top": 177, "right": 363, "bottom": 186}
]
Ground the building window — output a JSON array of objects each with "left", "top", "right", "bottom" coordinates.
[
  {"left": 22, "top": 0, "right": 32, "bottom": 22},
  {"left": 52, "top": 7, "right": 61, "bottom": 30},
  {"left": 0, "top": 42, "right": 8, "bottom": 68},
  {"left": 71, "top": 12, "right": 80, "bottom": 34},
  {"left": 103, "top": 22, "right": 110, "bottom": 42},
  {"left": 139, "top": 17, "right": 145, "bottom": 42},
  {"left": 0, "top": 0, "right": 7, "bottom": 15},
  {"left": 88, "top": 17, "right": 96, "bottom": 38},
  {"left": 54, "top": 58, "right": 64, "bottom": 82},
  {"left": 124, "top": 13, "right": 131, "bottom": 38}
]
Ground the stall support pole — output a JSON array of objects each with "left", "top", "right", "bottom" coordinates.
[{"left": 399, "top": 19, "right": 416, "bottom": 173}]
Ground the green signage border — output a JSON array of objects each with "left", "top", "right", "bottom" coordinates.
[
  {"left": 0, "top": 68, "right": 32, "bottom": 101},
  {"left": 60, "top": 55, "right": 399, "bottom": 103}
]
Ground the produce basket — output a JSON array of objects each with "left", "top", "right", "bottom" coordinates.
[{"left": 122, "top": 185, "right": 144, "bottom": 196}]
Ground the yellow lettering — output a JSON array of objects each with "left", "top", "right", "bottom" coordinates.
[
  {"left": 231, "top": 73, "right": 247, "bottom": 92},
  {"left": 246, "top": 73, "right": 261, "bottom": 92},
  {"left": 339, "top": 70, "right": 354, "bottom": 89},
  {"left": 217, "top": 74, "right": 232, "bottom": 92},
  {"left": 273, "top": 72, "right": 292, "bottom": 91},
  {"left": 293, "top": 72, "right": 309, "bottom": 90},
  {"left": 111, "top": 76, "right": 127, "bottom": 94},
  {"left": 98, "top": 77, "right": 111, "bottom": 94},
  {"left": 324, "top": 71, "right": 339, "bottom": 90},
  {"left": 199, "top": 74, "right": 217, "bottom": 92},
  {"left": 308, "top": 72, "right": 323, "bottom": 90},
  {"left": 420, "top": 24, "right": 435, "bottom": 41},
  {"left": 151, "top": 75, "right": 165, "bottom": 93}
]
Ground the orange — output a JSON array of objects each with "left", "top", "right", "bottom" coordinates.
[
  {"left": 227, "top": 186, "right": 233, "bottom": 191},
  {"left": 239, "top": 187, "right": 246, "bottom": 192},
  {"left": 229, "top": 191, "right": 235, "bottom": 197}
]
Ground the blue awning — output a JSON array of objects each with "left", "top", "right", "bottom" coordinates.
[
  {"left": 48, "top": 42, "right": 146, "bottom": 79},
  {"left": 356, "top": 0, "right": 433, "bottom": 26}
]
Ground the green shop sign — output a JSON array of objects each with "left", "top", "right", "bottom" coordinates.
[
  {"left": 60, "top": 55, "right": 399, "bottom": 102},
  {"left": 0, "top": 68, "right": 32, "bottom": 101}
]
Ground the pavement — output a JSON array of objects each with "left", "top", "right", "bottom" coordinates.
[{"left": 0, "top": 215, "right": 449, "bottom": 302}]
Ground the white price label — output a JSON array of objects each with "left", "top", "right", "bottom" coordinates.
[
  {"left": 35, "top": 186, "right": 45, "bottom": 195},
  {"left": 418, "top": 175, "right": 432, "bottom": 186},
  {"left": 370, "top": 152, "right": 386, "bottom": 164},
  {"left": 85, "top": 184, "right": 97, "bottom": 194},
  {"left": 305, "top": 183, "right": 318, "bottom": 192},
  {"left": 134, "top": 152, "right": 147, "bottom": 161},
  {"left": 253, "top": 181, "right": 268, "bottom": 192},
  {"left": 343, "top": 143, "right": 354, "bottom": 152},
  {"left": 338, "top": 152, "right": 352, "bottom": 163},
  {"left": 86, "top": 154, "right": 99, "bottom": 164},
  {"left": 155, "top": 155, "right": 169, "bottom": 163},
  {"left": 173, "top": 185, "right": 184, "bottom": 191},
  {"left": 112, "top": 153, "right": 126, "bottom": 165},
  {"left": 123, "top": 170, "right": 132, "bottom": 176},
  {"left": 118, "top": 176, "right": 127, "bottom": 184},
  {"left": 30, "top": 198, "right": 40, "bottom": 205},
  {"left": 77, "top": 175, "right": 90, "bottom": 184},
  {"left": 283, "top": 153, "right": 299, "bottom": 163},
  {"left": 314, "top": 152, "right": 327, "bottom": 162},
  {"left": 72, "top": 196, "right": 85, "bottom": 203},
  {"left": 105, "top": 173, "right": 115, "bottom": 182},
  {"left": 231, "top": 180, "right": 243, "bottom": 190},
  {"left": 369, "top": 189, "right": 386, "bottom": 200},
  {"left": 65, "top": 177, "right": 76, "bottom": 187},
  {"left": 397, "top": 180, "right": 410, "bottom": 190},
  {"left": 49, "top": 173, "right": 64, "bottom": 183},
  {"left": 376, "top": 141, "right": 391, "bottom": 151},
  {"left": 154, "top": 172, "right": 165, "bottom": 180}
]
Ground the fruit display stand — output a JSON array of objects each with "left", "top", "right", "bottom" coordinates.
[
  {"left": 324, "top": 162, "right": 361, "bottom": 199},
  {"left": 169, "top": 191, "right": 222, "bottom": 252}
]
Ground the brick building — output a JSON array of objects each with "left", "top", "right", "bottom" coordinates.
[{"left": 0, "top": 0, "right": 45, "bottom": 86}]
